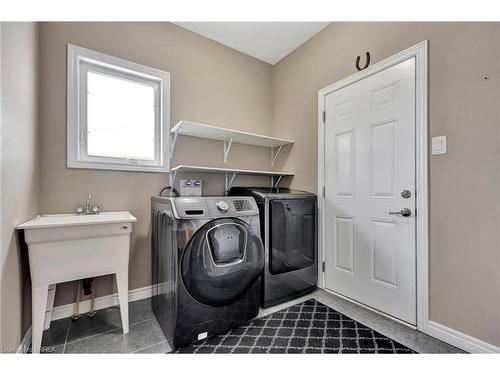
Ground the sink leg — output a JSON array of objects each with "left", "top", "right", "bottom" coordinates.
[
  {"left": 116, "top": 272, "right": 129, "bottom": 334},
  {"left": 44, "top": 284, "right": 57, "bottom": 330},
  {"left": 32, "top": 284, "right": 49, "bottom": 354}
]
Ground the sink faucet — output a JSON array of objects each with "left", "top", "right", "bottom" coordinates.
[
  {"left": 85, "top": 194, "right": 93, "bottom": 214},
  {"left": 77, "top": 194, "right": 101, "bottom": 215}
]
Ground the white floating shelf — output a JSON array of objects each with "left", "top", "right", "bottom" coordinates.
[
  {"left": 171, "top": 164, "right": 294, "bottom": 176},
  {"left": 170, "top": 165, "right": 294, "bottom": 192},
  {"left": 171, "top": 121, "right": 294, "bottom": 148},
  {"left": 170, "top": 121, "right": 294, "bottom": 166}
]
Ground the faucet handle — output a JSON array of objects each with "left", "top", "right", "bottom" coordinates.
[
  {"left": 91, "top": 205, "right": 100, "bottom": 214},
  {"left": 76, "top": 206, "right": 84, "bottom": 215}
]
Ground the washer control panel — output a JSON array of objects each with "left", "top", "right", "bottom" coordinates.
[
  {"left": 206, "top": 197, "right": 258, "bottom": 217},
  {"left": 170, "top": 197, "right": 258, "bottom": 219},
  {"left": 233, "top": 199, "right": 253, "bottom": 212}
]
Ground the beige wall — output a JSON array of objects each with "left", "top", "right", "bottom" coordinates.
[
  {"left": 38, "top": 22, "right": 274, "bottom": 307},
  {"left": 271, "top": 22, "right": 500, "bottom": 346},
  {"left": 24, "top": 21, "right": 500, "bottom": 349},
  {"left": 0, "top": 22, "right": 40, "bottom": 352}
]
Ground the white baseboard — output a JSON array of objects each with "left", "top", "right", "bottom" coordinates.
[
  {"left": 428, "top": 320, "right": 500, "bottom": 353},
  {"left": 50, "top": 285, "right": 153, "bottom": 321}
]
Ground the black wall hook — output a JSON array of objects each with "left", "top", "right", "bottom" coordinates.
[{"left": 355, "top": 52, "right": 371, "bottom": 71}]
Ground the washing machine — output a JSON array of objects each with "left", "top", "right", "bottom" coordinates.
[
  {"left": 229, "top": 187, "right": 317, "bottom": 308},
  {"left": 151, "top": 195, "right": 264, "bottom": 349}
]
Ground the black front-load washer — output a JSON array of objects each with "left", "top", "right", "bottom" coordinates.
[
  {"left": 229, "top": 187, "right": 318, "bottom": 308},
  {"left": 151, "top": 195, "right": 264, "bottom": 349}
]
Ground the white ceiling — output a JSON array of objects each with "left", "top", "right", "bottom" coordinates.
[{"left": 173, "top": 22, "right": 330, "bottom": 65}]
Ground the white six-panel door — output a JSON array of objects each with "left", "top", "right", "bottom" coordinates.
[{"left": 324, "top": 58, "right": 416, "bottom": 324}]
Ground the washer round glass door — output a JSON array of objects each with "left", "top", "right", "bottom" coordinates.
[{"left": 181, "top": 218, "right": 264, "bottom": 307}]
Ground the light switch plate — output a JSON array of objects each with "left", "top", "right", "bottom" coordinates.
[{"left": 432, "top": 136, "right": 447, "bottom": 155}]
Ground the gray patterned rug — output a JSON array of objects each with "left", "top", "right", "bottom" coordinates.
[{"left": 175, "top": 299, "right": 415, "bottom": 353}]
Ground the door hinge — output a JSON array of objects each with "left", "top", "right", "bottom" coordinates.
[
  {"left": 322, "top": 110, "right": 326, "bottom": 123},
  {"left": 322, "top": 186, "right": 326, "bottom": 198},
  {"left": 322, "top": 261, "right": 326, "bottom": 273}
]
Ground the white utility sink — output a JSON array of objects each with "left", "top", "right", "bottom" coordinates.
[{"left": 17, "top": 211, "right": 137, "bottom": 353}]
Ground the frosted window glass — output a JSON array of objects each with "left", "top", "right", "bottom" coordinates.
[{"left": 87, "top": 71, "right": 156, "bottom": 160}]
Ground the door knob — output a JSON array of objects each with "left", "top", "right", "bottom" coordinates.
[{"left": 389, "top": 208, "right": 412, "bottom": 217}]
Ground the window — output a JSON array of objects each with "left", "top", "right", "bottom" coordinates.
[{"left": 67, "top": 44, "right": 170, "bottom": 172}]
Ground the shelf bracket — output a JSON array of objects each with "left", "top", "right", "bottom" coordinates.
[
  {"left": 271, "top": 145, "right": 284, "bottom": 167},
  {"left": 225, "top": 172, "right": 237, "bottom": 195},
  {"left": 170, "top": 130, "right": 179, "bottom": 158},
  {"left": 272, "top": 175, "right": 284, "bottom": 188},
  {"left": 223, "top": 138, "right": 233, "bottom": 164},
  {"left": 169, "top": 169, "right": 177, "bottom": 187}
]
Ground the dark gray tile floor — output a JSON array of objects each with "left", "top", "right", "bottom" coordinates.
[
  {"left": 39, "top": 290, "right": 465, "bottom": 354},
  {"left": 41, "top": 299, "right": 169, "bottom": 354},
  {"left": 312, "top": 290, "right": 465, "bottom": 354}
]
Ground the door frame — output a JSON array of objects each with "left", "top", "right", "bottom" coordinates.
[{"left": 317, "top": 41, "right": 429, "bottom": 332}]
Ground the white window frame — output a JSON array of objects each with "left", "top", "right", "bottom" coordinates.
[{"left": 67, "top": 44, "right": 170, "bottom": 172}]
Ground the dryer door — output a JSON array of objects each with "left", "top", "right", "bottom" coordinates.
[
  {"left": 269, "top": 198, "right": 317, "bottom": 275},
  {"left": 181, "top": 217, "right": 264, "bottom": 307}
]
